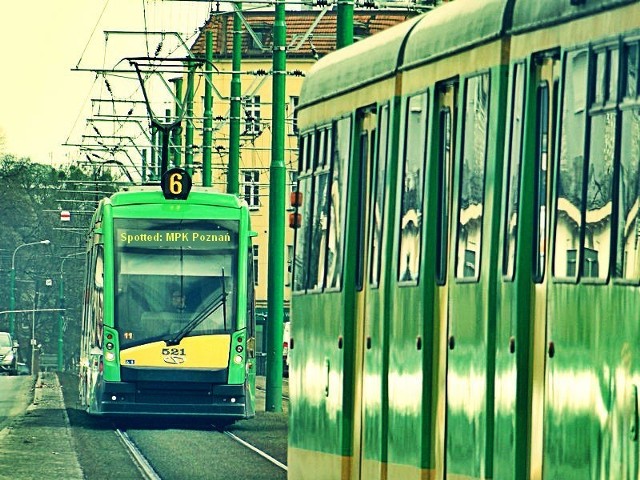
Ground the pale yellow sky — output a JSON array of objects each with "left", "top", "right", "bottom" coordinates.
[{"left": 0, "top": 0, "right": 210, "bottom": 165}]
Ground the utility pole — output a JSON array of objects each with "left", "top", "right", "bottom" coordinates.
[
  {"left": 202, "top": 30, "right": 214, "bottom": 187},
  {"left": 228, "top": 3, "right": 243, "bottom": 195},
  {"left": 336, "top": 0, "right": 354, "bottom": 48},
  {"left": 265, "top": 0, "right": 286, "bottom": 413}
]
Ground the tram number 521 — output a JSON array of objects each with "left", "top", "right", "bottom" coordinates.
[{"left": 161, "top": 167, "right": 193, "bottom": 200}]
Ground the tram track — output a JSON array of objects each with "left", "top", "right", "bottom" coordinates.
[
  {"left": 223, "top": 430, "right": 288, "bottom": 472},
  {"left": 116, "top": 429, "right": 162, "bottom": 480},
  {"left": 116, "top": 425, "right": 287, "bottom": 479}
]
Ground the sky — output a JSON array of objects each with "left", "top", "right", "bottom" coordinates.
[{"left": 0, "top": 0, "right": 212, "bottom": 166}]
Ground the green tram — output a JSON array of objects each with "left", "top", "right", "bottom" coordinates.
[
  {"left": 78, "top": 169, "right": 256, "bottom": 422},
  {"left": 289, "top": 0, "right": 640, "bottom": 478}
]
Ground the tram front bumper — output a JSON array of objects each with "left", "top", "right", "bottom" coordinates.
[{"left": 93, "top": 380, "right": 250, "bottom": 418}]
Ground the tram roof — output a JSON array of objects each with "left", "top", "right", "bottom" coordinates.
[
  {"left": 401, "top": 0, "right": 511, "bottom": 70},
  {"left": 299, "top": 0, "right": 510, "bottom": 108},
  {"left": 298, "top": 15, "right": 421, "bottom": 109},
  {"left": 107, "top": 186, "right": 246, "bottom": 209},
  {"left": 510, "top": 0, "right": 637, "bottom": 34}
]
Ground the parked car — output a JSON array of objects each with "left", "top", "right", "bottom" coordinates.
[{"left": 0, "top": 332, "right": 19, "bottom": 376}]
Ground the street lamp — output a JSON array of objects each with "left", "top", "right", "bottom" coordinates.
[{"left": 9, "top": 240, "right": 51, "bottom": 337}]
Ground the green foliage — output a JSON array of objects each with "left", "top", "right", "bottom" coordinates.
[{"left": 0, "top": 154, "right": 119, "bottom": 366}]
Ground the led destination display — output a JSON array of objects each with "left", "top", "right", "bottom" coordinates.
[{"left": 117, "top": 229, "right": 233, "bottom": 248}]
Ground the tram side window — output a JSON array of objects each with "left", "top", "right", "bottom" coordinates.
[
  {"left": 615, "top": 41, "right": 640, "bottom": 281},
  {"left": 90, "top": 246, "right": 104, "bottom": 349},
  {"left": 398, "top": 93, "right": 428, "bottom": 283},
  {"left": 370, "top": 104, "right": 390, "bottom": 287},
  {"left": 553, "top": 50, "right": 588, "bottom": 279},
  {"left": 502, "top": 63, "right": 526, "bottom": 279},
  {"left": 326, "top": 117, "right": 351, "bottom": 290},
  {"left": 583, "top": 46, "right": 618, "bottom": 280},
  {"left": 436, "top": 84, "right": 457, "bottom": 285},
  {"left": 456, "top": 74, "right": 489, "bottom": 280},
  {"left": 307, "top": 129, "right": 332, "bottom": 290},
  {"left": 533, "top": 82, "right": 550, "bottom": 282},
  {"left": 293, "top": 135, "right": 315, "bottom": 292}
]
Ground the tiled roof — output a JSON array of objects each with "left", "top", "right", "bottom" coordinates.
[{"left": 190, "top": 9, "right": 417, "bottom": 59}]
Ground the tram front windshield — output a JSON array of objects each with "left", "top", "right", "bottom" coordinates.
[{"left": 114, "top": 218, "right": 238, "bottom": 349}]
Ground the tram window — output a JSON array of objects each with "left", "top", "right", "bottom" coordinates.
[
  {"left": 615, "top": 43, "right": 640, "bottom": 281},
  {"left": 308, "top": 129, "right": 331, "bottom": 290},
  {"left": 326, "top": 117, "right": 351, "bottom": 290},
  {"left": 502, "top": 63, "right": 526, "bottom": 280},
  {"left": 553, "top": 49, "right": 588, "bottom": 279},
  {"left": 533, "top": 82, "right": 549, "bottom": 283},
  {"left": 293, "top": 134, "right": 314, "bottom": 292},
  {"left": 247, "top": 247, "right": 256, "bottom": 338},
  {"left": 436, "top": 106, "right": 453, "bottom": 285},
  {"left": 456, "top": 74, "right": 489, "bottom": 280},
  {"left": 114, "top": 219, "right": 239, "bottom": 346},
  {"left": 583, "top": 47, "right": 618, "bottom": 280},
  {"left": 615, "top": 105, "right": 640, "bottom": 280},
  {"left": 91, "top": 246, "right": 104, "bottom": 349},
  {"left": 623, "top": 42, "right": 638, "bottom": 99},
  {"left": 398, "top": 93, "right": 428, "bottom": 283},
  {"left": 370, "top": 104, "right": 389, "bottom": 287}
]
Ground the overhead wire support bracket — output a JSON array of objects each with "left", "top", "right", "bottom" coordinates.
[{"left": 128, "top": 56, "right": 204, "bottom": 175}]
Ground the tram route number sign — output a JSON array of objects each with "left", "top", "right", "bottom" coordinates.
[{"left": 161, "top": 167, "right": 192, "bottom": 200}]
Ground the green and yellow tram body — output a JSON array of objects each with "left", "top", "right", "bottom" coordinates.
[
  {"left": 79, "top": 171, "right": 256, "bottom": 421},
  {"left": 290, "top": 0, "right": 640, "bottom": 478}
]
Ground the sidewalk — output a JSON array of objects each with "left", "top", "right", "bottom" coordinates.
[{"left": 0, "top": 372, "right": 83, "bottom": 480}]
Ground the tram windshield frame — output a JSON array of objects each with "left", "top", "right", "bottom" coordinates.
[{"left": 113, "top": 218, "right": 239, "bottom": 349}]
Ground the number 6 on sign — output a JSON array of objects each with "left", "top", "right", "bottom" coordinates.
[{"left": 161, "top": 167, "right": 192, "bottom": 200}]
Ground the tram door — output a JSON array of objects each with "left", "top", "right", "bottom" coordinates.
[
  {"left": 352, "top": 105, "right": 379, "bottom": 480},
  {"left": 445, "top": 72, "right": 496, "bottom": 478},
  {"left": 434, "top": 80, "right": 457, "bottom": 477},
  {"left": 530, "top": 53, "right": 559, "bottom": 478}
]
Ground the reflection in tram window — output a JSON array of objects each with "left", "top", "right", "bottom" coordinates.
[
  {"left": 583, "top": 47, "right": 618, "bottom": 279},
  {"left": 533, "top": 82, "right": 549, "bottom": 282},
  {"left": 309, "top": 129, "right": 331, "bottom": 290},
  {"left": 502, "top": 63, "right": 525, "bottom": 279},
  {"left": 554, "top": 50, "right": 588, "bottom": 278},
  {"left": 615, "top": 42, "right": 640, "bottom": 280},
  {"left": 293, "top": 135, "right": 315, "bottom": 292},
  {"left": 398, "top": 93, "right": 428, "bottom": 282},
  {"left": 456, "top": 73, "right": 489, "bottom": 280},
  {"left": 326, "top": 117, "right": 351, "bottom": 289},
  {"left": 370, "top": 104, "right": 389, "bottom": 287}
]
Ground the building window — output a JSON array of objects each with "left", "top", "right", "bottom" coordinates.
[
  {"left": 243, "top": 96, "right": 261, "bottom": 135},
  {"left": 290, "top": 96, "right": 299, "bottom": 135},
  {"left": 248, "top": 23, "right": 271, "bottom": 52},
  {"left": 243, "top": 170, "right": 260, "bottom": 208},
  {"left": 253, "top": 245, "right": 259, "bottom": 286}
]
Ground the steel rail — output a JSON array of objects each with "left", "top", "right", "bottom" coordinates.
[
  {"left": 115, "top": 429, "right": 163, "bottom": 480},
  {"left": 223, "top": 430, "right": 288, "bottom": 472}
]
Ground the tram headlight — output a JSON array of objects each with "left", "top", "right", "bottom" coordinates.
[
  {"left": 234, "top": 354, "right": 243, "bottom": 364},
  {"left": 105, "top": 352, "right": 116, "bottom": 362}
]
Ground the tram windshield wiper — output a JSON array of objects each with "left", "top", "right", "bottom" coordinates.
[{"left": 165, "top": 270, "right": 228, "bottom": 346}]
